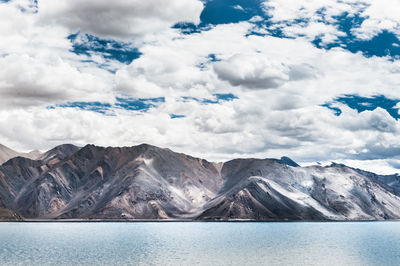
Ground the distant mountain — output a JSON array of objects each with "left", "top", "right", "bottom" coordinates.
[
  {"left": 1, "top": 143, "right": 400, "bottom": 221},
  {"left": 0, "top": 144, "right": 20, "bottom": 165},
  {"left": 27, "top": 150, "right": 43, "bottom": 160},
  {"left": 0, "top": 144, "right": 42, "bottom": 165},
  {"left": 0, "top": 143, "right": 80, "bottom": 166}
]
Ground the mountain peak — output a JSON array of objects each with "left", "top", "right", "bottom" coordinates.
[
  {"left": 0, "top": 144, "right": 21, "bottom": 165},
  {"left": 39, "top": 144, "right": 81, "bottom": 163},
  {"left": 330, "top": 162, "right": 347, "bottom": 167},
  {"left": 279, "top": 156, "right": 300, "bottom": 167}
]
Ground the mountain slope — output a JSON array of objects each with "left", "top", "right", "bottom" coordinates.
[
  {"left": 199, "top": 161, "right": 400, "bottom": 220},
  {"left": 0, "top": 144, "right": 42, "bottom": 165},
  {"left": 0, "top": 157, "right": 45, "bottom": 210},
  {"left": 3, "top": 144, "right": 222, "bottom": 219},
  {"left": 38, "top": 144, "right": 80, "bottom": 164},
  {"left": 0, "top": 207, "right": 22, "bottom": 221},
  {"left": 1, "top": 143, "right": 400, "bottom": 221}
]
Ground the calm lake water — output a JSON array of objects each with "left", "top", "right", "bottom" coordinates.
[{"left": 0, "top": 222, "right": 400, "bottom": 266}]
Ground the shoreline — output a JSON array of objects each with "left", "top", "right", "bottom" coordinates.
[{"left": 1, "top": 218, "right": 400, "bottom": 223}]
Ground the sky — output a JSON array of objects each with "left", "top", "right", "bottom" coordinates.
[{"left": 1, "top": 0, "right": 400, "bottom": 174}]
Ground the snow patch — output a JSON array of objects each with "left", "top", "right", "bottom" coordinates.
[{"left": 251, "top": 176, "right": 341, "bottom": 219}]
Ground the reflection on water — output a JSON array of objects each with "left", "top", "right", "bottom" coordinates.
[{"left": 1, "top": 222, "right": 400, "bottom": 265}]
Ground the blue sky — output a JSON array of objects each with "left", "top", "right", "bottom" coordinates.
[
  {"left": 1, "top": 0, "right": 400, "bottom": 174},
  {"left": 323, "top": 95, "right": 400, "bottom": 119}
]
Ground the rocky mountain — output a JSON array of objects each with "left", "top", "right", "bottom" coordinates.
[
  {"left": 199, "top": 160, "right": 400, "bottom": 220},
  {"left": 38, "top": 144, "right": 80, "bottom": 164},
  {"left": 1, "top": 143, "right": 400, "bottom": 221},
  {"left": 0, "top": 144, "right": 42, "bottom": 165},
  {"left": 0, "top": 207, "right": 22, "bottom": 221}
]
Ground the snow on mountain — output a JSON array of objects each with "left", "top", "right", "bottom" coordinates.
[{"left": 1, "top": 144, "right": 400, "bottom": 221}]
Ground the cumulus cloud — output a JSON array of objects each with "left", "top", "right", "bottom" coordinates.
[
  {"left": 261, "top": 0, "right": 359, "bottom": 42},
  {"left": 263, "top": 0, "right": 360, "bottom": 23},
  {"left": 0, "top": 53, "right": 113, "bottom": 108},
  {"left": 0, "top": 2, "right": 116, "bottom": 108},
  {"left": 281, "top": 22, "right": 346, "bottom": 44},
  {"left": 263, "top": 0, "right": 400, "bottom": 43},
  {"left": 2, "top": 0, "right": 400, "bottom": 176},
  {"left": 38, "top": 0, "right": 204, "bottom": 39},
  {"left": 338, "top": 107, "right": 399, "bottom": 133},
  {"left": 352, "top": 0, "right": 400, "bottom": 39},
  {"left": 213, "top": 54, "right": 290, "bottom": 89}
]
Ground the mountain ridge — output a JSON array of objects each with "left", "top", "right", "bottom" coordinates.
[
  {"left": 0, "top": 144, "right": 44, "bottom": 165},
  {"left": 1, "top": 143, "right": 400, "bottom": 221}
]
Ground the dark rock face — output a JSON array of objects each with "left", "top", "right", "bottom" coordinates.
[
  {"left": 0, "top": 144, "right": 222, "bottom": 220},
  {"left": 0, "top": 207, "right": 22, "bottom": 221},
  {"left": 1, "top": 143, "right": 400, "bottom": 221},
  {"left": 279, "top": 156, "right": 300, "bottom": 167}
]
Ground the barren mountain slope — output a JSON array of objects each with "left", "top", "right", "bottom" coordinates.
[
  {"left": 1, "top": 143, "right": 400, "bottom": 221},
  {"left": 199, "top": 160, "right": 400, "bottom": 220},
  {"left": 0, "top": 144, "right": 42, "bottom": 165}
]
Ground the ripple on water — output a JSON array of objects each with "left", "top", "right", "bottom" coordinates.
[{"left": 0, "top": 222, "right": 400, "bottom": 266}]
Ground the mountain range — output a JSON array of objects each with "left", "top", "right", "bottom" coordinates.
[{"left": 0, "top": 143, "right": 400, "bottom": 221}]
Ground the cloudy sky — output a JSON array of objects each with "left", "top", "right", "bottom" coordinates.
[{"left": 1, "top": 0, "right": 400, "bottom": 174}]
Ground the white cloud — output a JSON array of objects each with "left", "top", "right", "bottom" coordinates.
[
  {"left": 0, "top": 53, "right": 113, "bottom": 108},
  {"left": 263, "top": 0, "right": 360, "bottom": 23},
  {"left": 38, "top": 0, "right": 204, "bottom": 40},
  {"left": 0, "top": 2, "right": 115, "bottom": 108},
  {"left": 337, "top": 107, "right": 399, "bottom": 133},
  {"left": 281, "top": 22, "right": 346, "bottom": 44},
  {"left": 1, "top": 1, "right": 400, "bottom": 176},
  {"left": 351, "top": 0, "right": 400, "bottom": 39},
  {"left": 263, "top": 0, "right": 400, "bottom": 42},
  {"left": 213, "top": 53, "right": 290, "bottom": 89},
  {"left": 116, "top": 42, "right": 212, "bottom": 98},
  {"left": 233, "top": 5, "right": 245, "bottom": 12}
]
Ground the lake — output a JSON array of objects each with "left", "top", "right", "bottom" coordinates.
[{"left": 0, "top": 222, "right": 400, "bottom": 265}]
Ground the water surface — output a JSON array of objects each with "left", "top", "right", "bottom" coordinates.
[{"left": 1, "top": 222, "right": 400, "bottom": 265}]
